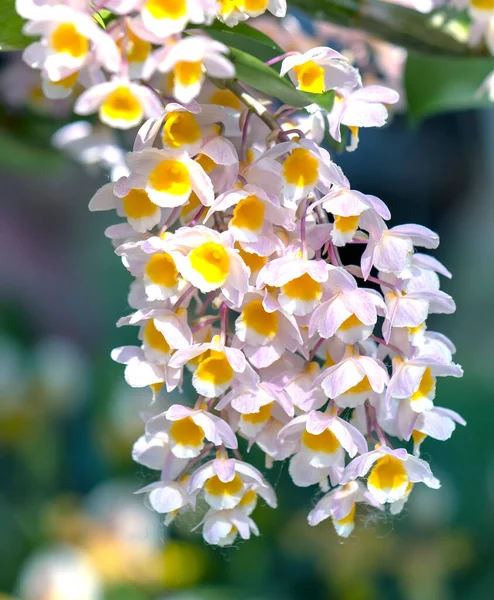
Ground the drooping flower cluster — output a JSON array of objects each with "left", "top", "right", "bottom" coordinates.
[{"left": 16, "top": 0, "right": 464, "bottom": 545}]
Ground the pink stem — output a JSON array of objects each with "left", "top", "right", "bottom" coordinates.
[
  {"left": 328, "top": 241, "right": 341, "bottom": 266},
  {"left": 199, "top": 291, "right": 219, "bottom": 317},
  {"left": 309, "top": 337, "right": 324, "bottom": 361},
  {"left": 241, "top": 109, "right": 253, "bottom": 162},
  {"left": 265, "top": 51, "right": 299, "bottom": 66},
  {"left": 300, "top": 199, "right": 308, "bottom": 259},
  {"left": 189, "top": 205, "right": 206, "bottom": 227},
  {"left": 173, "top": 285, "right": 195, "bottom": 310},
  {"left": 371, "top": 335, "right": 402, "bottom": 356},
  {"left": 220, "top": 302, "right": 228, "bottom": 345},
  {"left": 191, "top": 316, "right": 220, "bottom": 333}
]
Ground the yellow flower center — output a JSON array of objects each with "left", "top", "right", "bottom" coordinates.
[
  {"left": 169, "top": 416, "right": 204, "bottom": 447},
  {"left": 334, "top": 214, "right": 360, "bottom": 233},
  {"left": 244, "top": 0, "right": 269, "bottom": 10},
  {"left": 195, "top": 350, "right": 234, "bottom": 385},
  {"left": 204, "top": 474, "right": 243, "bottom": 496},
  {"left": 368, "top": 455, "right": 408, "bottom": 492},
  {"left": 339, "top": 314, "right": 364, "bottom": 331},
  {"left": 122, "top": 188, "right": 157, "bottom": 218},
  {"left": 411, "top": 367, "right": 435, "bottom": 403},
  {"left": 100, "top": 86, "right": 143, "bottom": 123},
  {"left": 282, "top": 273, "right": 322, "bottom": 301},
  {"left": 189, "top": 242, "right": 230, "bottom": 284},
  {"left": 293, "top": 60, "right": 325, "bottom": 94},
  {"left": 145, "top": 253, "right": 179, "bottom": 287},
  {"left": 145, "top": 0, "right": 187, "bottom": 19},
  {"left": 180, "top": 191, "right": 202, "bottom": 218},
  {"left": 239, "top": 489, "right": 257, "bottom": 507},
  {"left": 174, "top": 61, "right": 203, "bottom": 86},
  {"left": 241, "top": 403, "right": 272, "bottom": 424},
  {"left": 163, "top": 111, "right": 202, "bottom": 148},
  {"left": 241, "top": 300, "right": 278, "bottom": 339},
  {"left": 144, "top": 320, "right": 171, "bottom": 354},
  {"left": 336, "top": 504, "right": 356, "bottom": 526},
  {"left": 210, "top": 89, "right": 242, "bottom": 110},
  {"left": 195, "top": 153, "right": 216, "bottom": 173},
  {"left": 302, "top": 428, "right": 340, "bottom": 453},
  {"left": 50, "top": 23, "right": 88, "bottom": 57},
  {"left": 412, "top": 430, "right": 427, "bottom": 445},
  {"left": 148, "top": 159, "right": 191, "bottom": 196},
  {"left": 344, "top": 376, "right": 372, "bottom": 395},
  {"left": 231, "top": 196, "right": 265, "bottom": 232},
  {"left": 235, "top": 244, "right": 267, "bottom": 273},
  {"left": 282, "top": 148, "right": 319, "bottom": 188}
]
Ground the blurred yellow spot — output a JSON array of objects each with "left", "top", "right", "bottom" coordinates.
[
  {"left": 145, "top": 0, "right": 187, "bottom": 19},
  {"left": 101, "top": 87, "right": 142, "bottom": 123},
  {"left": 210, "top": 89, "right": 242, "bottom": 110},
  {"left": 174, "top": 61, "right": 203, "bottom": 86},
  {"left": 335, "top": 214, "right": 359, "bottom": 233}
]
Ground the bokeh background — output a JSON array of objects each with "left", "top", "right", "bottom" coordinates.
[{"left": 1, "top": 46, "right": 493, "bottom": 600}]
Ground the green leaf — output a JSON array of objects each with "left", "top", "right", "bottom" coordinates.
[
  {"left": 405, "top": 52, "right": 494, "bottom": 121},
  {"left": 229, "top": 47, "right": 334, "bottom": 111},
  {"left": 0, "top": 0, "right": 30, "bottom": 51},
  {"left": 203, "top": 21, "right": 284, "bottom": 62}
]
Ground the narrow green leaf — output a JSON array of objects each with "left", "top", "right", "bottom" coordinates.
[
  {"left": 203, "top": 21, "right": 284, "bottom": 60},
  {"left": 229, "top": 47, "right": 334, "bottom": 111},
  {"left": 0, "top": 0, "right": 30, "bottom": 51},
  {"left": 405, "top": 52, "right": 494, "bottom": 121}
]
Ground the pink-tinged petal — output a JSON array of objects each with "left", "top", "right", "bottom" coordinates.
[
  {"left": 132, "top": 434, "right": 166, "bottom": 470},
  {"left": 387, "top": 294, "right": 429, "bottom": 330},
  {"left": 203, "top": 511, "right": 235, "bottom": 544},
  {"left": 189, "top": 461, "right": 217, "bottom": 492},
  {"left": 213, "top": 457, "right": 236, "bottom": 482},
  {"left": 416, "top": 409, "right": 455, "bottom": 441},
  {"left": 233, "top": 460, "right": 268, "bottom": 487},
  {"left": 289, "top": 453, "right": 326, "bottom": 487},
  {"left": 357, "top": 192, "right": 391, "bottom": 220},
  {"left": 153, "top": 315, "right": 192, "bottom": 349},
  {"left": 165, "top": 404, "right": 195, "bottom": 421},
  {"left": 211, "top": 415, "right": 238, "bottom": 449},
  {"left": 224, "top": 347, "right": 246, "bottom": 373},
  {"left": 387, "top": 363, "right": 425, "bottom": 400},
  {"left": 145, "top": 483, "right": 187, "bottom": 513},
  {"left": 189, "top": 158, "right": 215, "bottom": 206},
  {"left": 278, "top": 415, "right": 308, "bottom": 442},
  {"left": 341, "top": 101, "right": 388, "bottom": 129},
  {"left": 340, "top": 450, "right": 381, "bottom": 483},
  {"left": 433, "top": 406, "right": 466, "bottom": 427},
  {"left": 328, "top": 464, "right": 345, "bottom": 487},
  {"left": 320, "top": 357, "right": 364, "bottom": 398},
  {"left": 332, "top": 418, "right": 368, "bottom": 456},
  {"left": 244, "top": 343, "right": 283, "bottom": 369},
  {"left": 390, "top": 224, "right": 439, "bottom": 249},
  {"left": 168, "top": 343, "right": 207, "bottom": 368},
  {"left": 360, "top": 239, "right": 377, "bottom": 280},
  {"left": 125, "top": 358, "right": 163, "bottom": 387},
  {"left": 417, "top": 290, "right": 456, "bottom": 314},
  {"left": 134, "top": 116, "right": 163, "bottom": 151},
  {"left": 230, "top": 511, "right": 257, "bottom": 539},
  {"left": 345, "top": 290, "right": 379, "bottom": 325},
  {"left": 308, "top": 493, "right": 335, "bottom": 525},
  {"left": 89, "top": 182, "right": 119, "bottom": 211},
  {"left": 350, "top": 85, "right": 400, "bottom": 104},
  {"left": 74, "top": 81, "right": 115, "bottom": 114},
  {"left": 404, "top": 455, "right": 440, "bottom": 489},
  {"left": 306, "top": 410, "right": 334, "bottom": 435},
  {"left": 413, "top": 253, "right": 452, "bottom": 278},
  {"left": 111, "top": 345, "right": 141, "bottom": 364}
]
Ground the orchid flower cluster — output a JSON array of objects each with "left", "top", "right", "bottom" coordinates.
[{"left": 16, "top": 0, "right": 465, "bottom": 546}]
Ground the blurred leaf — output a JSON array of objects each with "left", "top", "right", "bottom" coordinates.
[
  {"left": 405, "top": 52, "right": 494, "bottom": 121},
  {"left": 229, "top": 47, "right": 334, "bottom": 110},
  {"left": 0, "top": 0, "right": 30, "bottom": 51},
  {"left": 290, "top": 0, "right": 468, "bottom": 56}
]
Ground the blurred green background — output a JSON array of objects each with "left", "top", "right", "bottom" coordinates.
[{"left": 0, "top": 51, "right": 493, "bottom": 600}]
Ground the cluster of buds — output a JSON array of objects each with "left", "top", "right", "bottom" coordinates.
[{"left": 17, "top": 0, "right": 464, "bottom": 545}]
